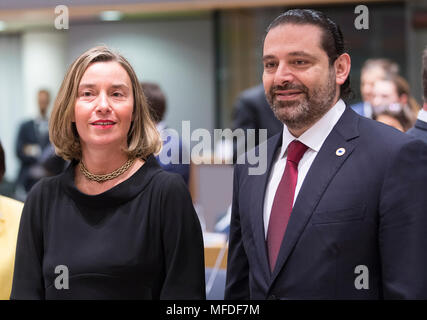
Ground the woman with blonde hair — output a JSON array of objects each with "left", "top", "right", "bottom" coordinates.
[{"left": 11, "top": 46, "right": 205, "bottom": 299}]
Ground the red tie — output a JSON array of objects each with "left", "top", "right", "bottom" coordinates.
[{"left": 267, "top": 140, "right": 308, "bottom": 272}]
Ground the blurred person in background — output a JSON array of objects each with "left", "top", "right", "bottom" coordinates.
[
  {"left": 34, "top": 144, "right": 68, "bottom": 178},
  {"left": 372, "top": 75, "right": 419, "bottom": 125},
  {"left": 11, "top": 46, "right": 205, "bottom": 300},
  {"left": 141, "top": 82, "right": 190, "bottom": 185},
  {"left": 373, "top": 103, "right": 414, "bottom": 132},
  {"left": 15, "top": 89, "right": 51, "bottom": 196},
  {"left": 351, "top": 58, "right": 399, "bottom": 118},
  {"left": 0, "top": 140, "right": 23, "bottom": 299},
  {"left": 408, "top": 48, "right": 427, "bottom": 144}
]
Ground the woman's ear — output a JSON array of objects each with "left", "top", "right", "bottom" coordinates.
[
  {"left": 399, "top": 93, "right": 408, "bottom": 106},
  {"left": 335, "top": 53, "right": 351, "bottom": 86}
]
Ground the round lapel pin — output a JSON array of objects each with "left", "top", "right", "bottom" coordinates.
[{"left": 336, "top": 147, "right": 346, "bottom": 156}]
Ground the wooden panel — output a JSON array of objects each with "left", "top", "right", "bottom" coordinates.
[{"left": 205, "top": 245, "right": 228, "bottom": 269}]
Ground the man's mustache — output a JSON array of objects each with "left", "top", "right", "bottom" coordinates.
[{"left": 270, "top": 83, "right": 308, "bottom": 95}]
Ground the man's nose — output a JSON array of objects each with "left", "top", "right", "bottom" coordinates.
[{"left": 274, "top": 63, "right": 295, "bottom": 85}]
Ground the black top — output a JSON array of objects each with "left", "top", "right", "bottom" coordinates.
[{"left": 11, "top": 155, "right": 205, "bottom": 300}]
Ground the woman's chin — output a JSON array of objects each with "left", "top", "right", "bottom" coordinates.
[{"left": 81, "top": 137, "right": 126, "bottom": 151}]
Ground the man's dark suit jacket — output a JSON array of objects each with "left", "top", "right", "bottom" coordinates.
[
  {"left": 226, "top": 107, "right": 427, "bottom": 299},
  {"left": 16, "top": 119, "right": 50, "bottom": 191},
  {"left": 407, "top": 119, "right": 427, "bottom": 144}
]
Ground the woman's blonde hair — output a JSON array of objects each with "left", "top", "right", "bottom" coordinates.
[{"left": 50, "top": 46, "right": 161, "bottom": 161}]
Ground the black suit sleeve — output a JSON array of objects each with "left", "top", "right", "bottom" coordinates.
[
  {"left": 16, "top": 122, "right": 37, "bottom": 165},
  {"left": 232, "top": 95, "right": 260, "bottom": 162},
  {"left": 225, "top": 165, "right": 250, "bottom": 299},
  {"left": 10, "top": 181, "right": 46, "bottom": 299},
  {"left": 159, "top": 175, "right": 206, "bottom": 299},
  {"left": 232, "top": 94, "right": 259, "bottom": 132},
  {"left": 379, "top": 139, "right": 427, "bottom": 298}
]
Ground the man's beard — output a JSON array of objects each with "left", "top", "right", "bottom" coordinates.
[{"left": 266, "top": 69, "right": 337, "bottom": 132}]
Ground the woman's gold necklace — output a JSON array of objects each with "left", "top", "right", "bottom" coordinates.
[{"left": 79, "top": 158, "right": 136, "bottom": 183}]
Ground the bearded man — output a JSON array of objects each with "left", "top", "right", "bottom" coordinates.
[{"left": 225, "top": 9, "right": 427, "bottom": 300}]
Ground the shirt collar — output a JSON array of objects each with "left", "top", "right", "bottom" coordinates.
[
  {"left": 35, "top": 115, "right": 48, "bottom": 122},
  {"left": 279, "top": 99, "right": 346, "bottom": 158},
  {"left": 418, "top": 108, "right": 427, "bottom": 123}
]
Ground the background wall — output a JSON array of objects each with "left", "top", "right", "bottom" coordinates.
[
  {"left": 0, "top": 34, "right": 22, "bottom": 181},
  {"left": 22, "top": 31, "right": 68, "bottom": 118},
  {"left": 0, "top": 30, "right": 71, "bottom": 181}
]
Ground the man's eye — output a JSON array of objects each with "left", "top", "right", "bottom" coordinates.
[
  {"left": 264, "top": 62, "right": 276, "bottom": 68},
  {"left": 293, "top": 60, "right": 308, "bottom": 66}
]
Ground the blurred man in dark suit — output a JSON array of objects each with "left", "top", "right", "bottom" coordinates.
[
  {"left": 232, "top": 84, "right": 282, "bottom": 149},
  {"left": 141, "top": 82, "right": 190, "bottom": 185},
  {"left": 15, "top": 89, "right": 51, "bottom": 194},
  {"left": 407, "top": 48, "right": 427, "bottom": 144},
  {"left": 226, "top": 9, "right": 427, "bottom": 300}
]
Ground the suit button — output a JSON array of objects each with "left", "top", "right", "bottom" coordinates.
[{"left": 268, "top": 294, "right": 277, "bottom": 300}]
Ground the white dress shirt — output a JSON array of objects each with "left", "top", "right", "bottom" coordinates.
[
  {"left": 263, "top": 99, "right": 346, "bottom": 237},
  {"left": 363, "top": 102, "right": 373, "bottom": 119}
]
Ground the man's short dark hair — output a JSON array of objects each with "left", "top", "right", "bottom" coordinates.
[
  {"left": 140, "top": 82, "right": 166, "bottom": 123},
  {"left": 0, "top": 140, "right": 5, "bottom": 181},
  {"left": 265, "top": 9, "right": 353, "bottom": 101},
  {"left": 423, "top": 48, "right": 427, "bottom": 102}
]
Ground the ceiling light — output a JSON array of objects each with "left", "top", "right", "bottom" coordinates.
[{"left": 99, "top": 11, "right": 123, "bottom": 21}]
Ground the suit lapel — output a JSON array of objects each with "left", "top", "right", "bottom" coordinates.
[
  {"left": 269, "top": 107, "right": 361, "bottom": 286},
  {"left": 249, "top": 132, "right": 282, "bottom": 283}
]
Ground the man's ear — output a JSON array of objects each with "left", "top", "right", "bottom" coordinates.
[{"left": 335, "top": 53, "right": 351, "bottom": 86}]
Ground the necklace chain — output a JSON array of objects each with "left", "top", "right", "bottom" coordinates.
[{"left": 79, "top": 158, "right": 135, "bottom": 183}]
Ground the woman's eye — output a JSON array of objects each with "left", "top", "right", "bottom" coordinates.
[
  {"left": 80, "top": 91, "right": 93, "bottom": 97},
  {"left": 113, "top": 92, "right": 124, "bottom": 97}
]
